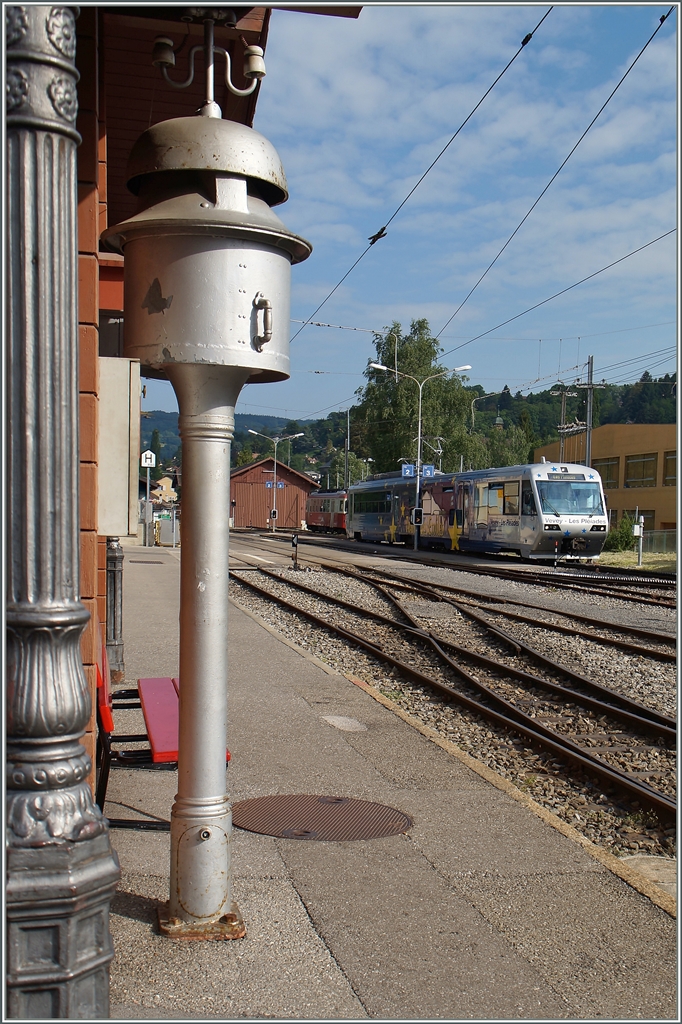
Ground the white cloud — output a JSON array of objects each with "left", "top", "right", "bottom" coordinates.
[{"left": 234, "top": 5, "right": 680, "bottom": 416}]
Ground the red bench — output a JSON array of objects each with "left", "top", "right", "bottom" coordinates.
[{"left": 96, "top": 653, "right": 230, "bottom": 831}]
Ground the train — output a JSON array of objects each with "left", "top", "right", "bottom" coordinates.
[
  {"left": 305, "top": 489, "right": 348, "bottom": 534},
  {"left": 305, "top": 461, "right": 608, "bottom": 561}
]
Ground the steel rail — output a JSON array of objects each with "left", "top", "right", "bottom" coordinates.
[
  {"left": 376, "top": 583, "right": 676, "bottom": 793},
  {"left": 424, "top": 561, "right": 676, "bottom": 608},
  {"left": 445, "top": 600, "right": 675, "bottom": 730},
  {"left": 314, "top": 562, "right": 677, "bottom": 725},
  {"left": 371, "top": 584, "right": 675, "bottom": 741},
  {"left": 347, "top": 566, "right": 676, "bottom": 662},
  {"left": 295, "top": 534, "right": 675, "bottom": 598},
  {"left": 365, "top": 565, "right": 676, "bottom": 648},
  {"left": 230, "top": 570, "right": 676, "bottom": 819},
  {"left": 361, "top": 570, "right": 676, "bottom": 662}
]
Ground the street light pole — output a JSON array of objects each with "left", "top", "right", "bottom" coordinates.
[
  {"left": 415, "top": 379, "right": 425, "bottom": 551},
  {"left": 272, "top": 438, "right": 279, "bottom": 530},
  {"left": 249, "top": 429, "right": 304, "bottom": 531},
  {"left": 370, "top": 362, "right": 471, "bottom": 551}
]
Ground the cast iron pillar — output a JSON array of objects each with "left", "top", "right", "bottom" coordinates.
[
  {"left": 6, "top": 6, "right": 120, "bottom": 1016},
  {"left": 105, "top": 539, "right": 125, "bottom": 683}
]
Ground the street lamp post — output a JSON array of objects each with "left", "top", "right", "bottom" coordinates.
[
  {"left": 249, "top": 429, "right": 304, "bottom": 530},
  {"left": 370, "top": 363, "right": 471, "bottom": 550}
]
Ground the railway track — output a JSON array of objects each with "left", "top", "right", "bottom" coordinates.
[
  {"left": 293, "top": 534, "right": 676, "bottom": 607},
  {"left": 230, "top": 564, "right": 675, "bottom": 824},
  {"left": 440, "top": 561, "right": 676, "bottom": 608},
  {"left": 351, "top": 565, "right": 676, "bottom": 662}
]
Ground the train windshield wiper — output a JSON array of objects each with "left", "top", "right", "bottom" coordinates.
[
  {"left": 542, "top": 499, "right": 561, "bottom": 517},
  {"left": 588, "top": 500, "right": 605, "bottom": 518}
]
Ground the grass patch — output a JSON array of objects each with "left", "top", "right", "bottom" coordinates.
[{"left": 598, "top": 550, "right": 676, "bottom": 573}]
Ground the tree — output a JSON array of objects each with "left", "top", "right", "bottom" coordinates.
[
  {"left": 487, "top": 423, "right": 534, "bottom": 468},
  {"left": 355, "top": 319, "right": 471, "bottom": 474},
  {"left": 150, "top": 428, "right": 163, "bottom": 480},
  {"left": 236, "top": 443, "right": 255, "bottom": 467}
]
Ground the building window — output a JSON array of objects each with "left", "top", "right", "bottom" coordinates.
[
  {"left": 624, "top": 453, "right": 657, "bottom": 488},
  {"left": 623, "top": 510, "right": 655, "bottom": 532},
  {"left": 592, "top": 456, "right": 619, "bottom": 489},
  {"left": 663, "top": 450, "right": 676, "bottom": 486}
]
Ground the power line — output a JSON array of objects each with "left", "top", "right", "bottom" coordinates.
[
  {"left": 289, "top": 7, "right": 553, "bottom": 343},
  {"left": 440, "top": 229, "right": 676, "bottom": 357},
  {"left": 596, "top": 346, "right": 676, "bottom": 374},
  {"left": 436, "top": 4, "right": 677, "bottom": 340},
  {"left": 290, "top": 317, "right": 676, "bottom": 344}
]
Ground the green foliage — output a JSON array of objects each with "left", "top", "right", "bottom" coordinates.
[
  {"left": 327, "top": 448, "right": 371, "bottom": 486},
  {"left": 150, "top": 428, "right": 163, "bottom": 480},
  {"left": 353, "top": 319, "right": 471, "bottom": 474},
  {"left": 142, "top": 364, "right": 675, "bottom": 484},
  {"left": 603, "top": 512, "right": 636, "bottom": 552},
  {"left": 236, "top": 443, "right": 255, "bottom": 467}
]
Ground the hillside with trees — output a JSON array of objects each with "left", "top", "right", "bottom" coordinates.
[{"left": 140, "top": 323, "right": 675, "bottom": 485}]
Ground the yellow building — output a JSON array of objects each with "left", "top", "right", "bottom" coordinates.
[{"left": 535, "top": 423, "right": 676, "bottom": 532}]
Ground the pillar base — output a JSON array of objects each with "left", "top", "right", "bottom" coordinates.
[
  {"left": 6, "top": 835, "right": 120, "bottom": 1018},
  {"left": 157, "top": 901, "right": 245, "bottom": 941}
]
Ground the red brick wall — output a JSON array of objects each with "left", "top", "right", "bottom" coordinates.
[{"left": 76, "top": 8, "right": 101, "bottom": 790}]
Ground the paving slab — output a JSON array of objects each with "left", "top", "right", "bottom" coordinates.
[
  {"left": 446, "top": 870, "right": 676, "bottom": 1019},
  {"left": 105, "top": 552, "right": 677, "bottom": 1020}
]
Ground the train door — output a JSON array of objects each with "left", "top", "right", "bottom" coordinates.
[
  {"left": 470, "top": 480, "right": 489, "bottom": 546},
  {"left": 421, "top": 479, "right": 439, "bottom": 544},
  {"left": 449, "top": 480, "right": 473, "bottom": 551},
  {"left": 519, "top": 477, "right": 538, "bottom": 555}
]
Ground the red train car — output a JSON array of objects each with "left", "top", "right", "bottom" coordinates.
[{"left": 306, "top": 490, "right": 348, "bottom": 534}]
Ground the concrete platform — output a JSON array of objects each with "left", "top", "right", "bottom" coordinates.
[{"left": 106, "top": 548, "right": 677, "bottom": 1020}]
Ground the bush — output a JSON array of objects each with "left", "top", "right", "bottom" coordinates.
[{"left": 603, "top": 512, "right": 636, "bottom": 552}]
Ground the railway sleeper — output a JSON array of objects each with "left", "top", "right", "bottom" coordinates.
[
  {"left": 362, "top": 579, "right": 674, "bottom": 744},
  {"left": 351, "top": 571, "right": 676, "bottom": 737},
  {"left": 366, "top": 566, "right": 676, "bottom": 648}
]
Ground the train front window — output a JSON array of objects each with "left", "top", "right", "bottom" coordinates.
[{"left": 536, "top": 481, "right": 603, "bottom": 515}]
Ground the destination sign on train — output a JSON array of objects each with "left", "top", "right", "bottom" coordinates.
[{"left": 546, "top": 473, "right": 585, "bottom": 480}]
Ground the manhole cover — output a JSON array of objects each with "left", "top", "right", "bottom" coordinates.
[{"left": 232, "top": 794, "right": 412, "bottom": 842}]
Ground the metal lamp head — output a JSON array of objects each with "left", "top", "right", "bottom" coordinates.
[{"left": 102, "top": 116, "right": 312, "bottom": 384}]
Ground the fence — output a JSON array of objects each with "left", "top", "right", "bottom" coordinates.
[{"left": 642, "top": 530, "right": 676, "bottom": 554}]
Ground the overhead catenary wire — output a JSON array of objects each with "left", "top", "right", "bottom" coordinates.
[
  {"left": 441, "top": 229, "right": 676, "bottom": 356},
  {"left": 289, "top": 318, "right": 676, "bottom": 344},
  {"left": 436, "top": 5, "right": 677, "bottom": 341},
  {"left": 289, "top": 7, "right": 554, "bottom": 343}
]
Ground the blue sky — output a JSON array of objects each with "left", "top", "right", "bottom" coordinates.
[{"left": 142, "top": 3, "right": 678, "bottom": 418}]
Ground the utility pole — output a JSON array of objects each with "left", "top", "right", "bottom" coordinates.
[
  {"left": 585, "top": 355, "right": 594, "bottom": 467},
  {"left": 550, "top": 384, "right": 577, "bottom": 462},
  {"left": 576, "top": 356, "right": 605, "bottom": 468},
  {"left": 344, "top": 408, "right": 350, "bottom": 490}
]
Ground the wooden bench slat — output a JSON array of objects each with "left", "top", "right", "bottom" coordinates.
[{"left": 138, "top": 677, "right": 179, "bottom": 763}]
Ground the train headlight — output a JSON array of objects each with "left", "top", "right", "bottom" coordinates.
[
  {"left": 543, "top": 524, "right": 561, "bottom": 531},
  {"left": 590, "top": 524, "right": 606, "bottom": 531}
]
